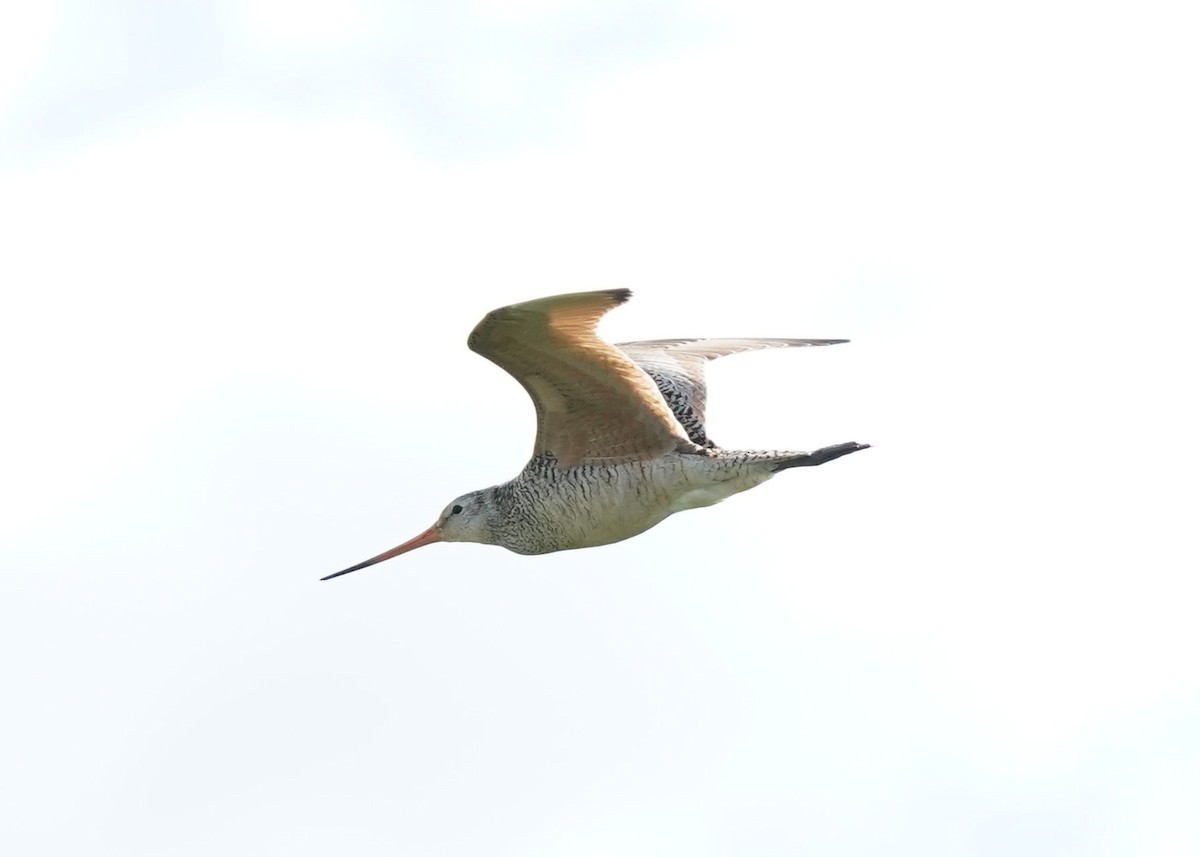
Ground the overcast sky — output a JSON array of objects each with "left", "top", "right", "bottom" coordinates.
[{"left": 2, "top": 2, "right": 1198, "bottom": 855}]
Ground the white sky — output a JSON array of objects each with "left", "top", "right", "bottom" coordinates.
[{"left": 2, "top": 2, "right": 1197, "bottom": 855}]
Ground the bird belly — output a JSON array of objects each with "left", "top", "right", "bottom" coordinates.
[
  {"left": 667, "top": 482, "right": 752, "bottom": 513},
  {"left": 531, "top": 476, "right": 673, "bottom": 552},
  {"left": 498, "top": 454, "right": 770, "bottom": 554}
]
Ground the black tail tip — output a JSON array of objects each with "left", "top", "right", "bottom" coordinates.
[
  {"left": 773, "top": 441, "right": 871, "bottom": 471},
  {"left": 819, "top": 441, "right": 871, "bottom": 458}
]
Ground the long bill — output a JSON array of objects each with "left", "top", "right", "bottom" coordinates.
[{"left": 321, "top": 524, "right": 442, "bottom": 581}]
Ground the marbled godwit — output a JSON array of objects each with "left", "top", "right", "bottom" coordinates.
[{"left": 323, "top": 289, "right": 867, "bottom": 579}]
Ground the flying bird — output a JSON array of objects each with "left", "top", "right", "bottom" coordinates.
[{"left": 324, "top": 289, "right": 867, "bottom": 579}]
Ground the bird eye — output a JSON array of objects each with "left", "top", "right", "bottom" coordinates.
[{"left": 451, "top": 504, "right": 463, "bottom": 514}]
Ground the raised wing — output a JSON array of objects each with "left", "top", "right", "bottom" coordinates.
[
  {"left": 468, "top": 289, "right": 696, "bottom": 467},
  {"left": 617, "top": 338, "right": 847, "bottom": 448}
]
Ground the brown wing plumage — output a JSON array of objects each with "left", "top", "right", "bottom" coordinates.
[
  {"left": 468, "top": 289, "right": 696, "bottom": 467},
  {"left": 618, "top": 338, "right": 848, "bottom": 448}
]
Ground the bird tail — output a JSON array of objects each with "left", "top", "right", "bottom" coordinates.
[{"left": 770, "top": 442, "right": 870, "bottom": 471}]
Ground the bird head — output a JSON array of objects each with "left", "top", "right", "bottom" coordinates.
[{"left": 322, "top": 489, "right": 494, "bottom": 580}]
